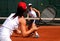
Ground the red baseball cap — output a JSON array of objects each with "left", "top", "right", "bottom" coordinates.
[{"left": 18, "top": 2, "right": 27, "bottom": 10}]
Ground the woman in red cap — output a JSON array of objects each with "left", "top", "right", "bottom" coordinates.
[{"left": 0, "top": 2, "right": 39, "bottom": 41}]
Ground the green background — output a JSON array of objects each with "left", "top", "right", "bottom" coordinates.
[{"left": 0, "top": 0, "right": 60, "bottom": 23}]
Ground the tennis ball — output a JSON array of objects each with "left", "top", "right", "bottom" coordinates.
[{"left": 41, "top": 3, "right": 43, "bottom": 6}]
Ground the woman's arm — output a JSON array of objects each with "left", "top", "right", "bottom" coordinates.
[{"left": 19, "top": 17, "right": 38, "bottom": 37}]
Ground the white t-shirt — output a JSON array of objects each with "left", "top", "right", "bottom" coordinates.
[
  {"left": 28, "top": 10, "right": 37, "bottom": 18},
  {"left": 2, "top": 13, "right": 19, "bottom": 30},
  {"left": 28, "top": 10, "right": 37, "bottom": 23},
  {"left": 0, "top": 13, "right": 19, "bottom": 41}
]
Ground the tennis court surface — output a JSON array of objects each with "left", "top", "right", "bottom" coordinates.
[{"left": 11, "top": 25, "right": 60, "bottom": 41}]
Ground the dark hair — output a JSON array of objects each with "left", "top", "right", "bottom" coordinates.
[
  {"left": 28, "top": 5, "right": 32, "bottom": 7},
  {"left": 13, "top": 7, "right": 26, "bottom": 18},
  {"left": 28, "top": 5, "right": 32, "bottom": 11}
]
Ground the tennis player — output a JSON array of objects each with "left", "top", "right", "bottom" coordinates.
[
  {"left": 0, "top": 2, "right": 39, "bottom": 41},
  {"left": 27, "top": 3, "right": 40, "bottom": 38}
]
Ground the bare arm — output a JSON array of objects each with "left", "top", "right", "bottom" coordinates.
[
  {"left": 33, "top": 8, "right": 40, "bottom": 17},
  {"left": 27, "top": 13, "right": 29, "bottom": 18},
  {"left": 19, "top": 16, "right": 38, "bottom": 37}
]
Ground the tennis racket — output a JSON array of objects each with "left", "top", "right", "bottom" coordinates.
[{"left": 40, "top": 6, "right": 56, "bottom": 24}]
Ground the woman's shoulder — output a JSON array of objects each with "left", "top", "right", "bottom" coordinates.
[{"left": 7, "top": 13, "right": 16, "bottom": 19}]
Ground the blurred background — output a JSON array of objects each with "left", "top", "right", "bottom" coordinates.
[{"left": 0, "top": 0, "right": 60, "bottom": 25}]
